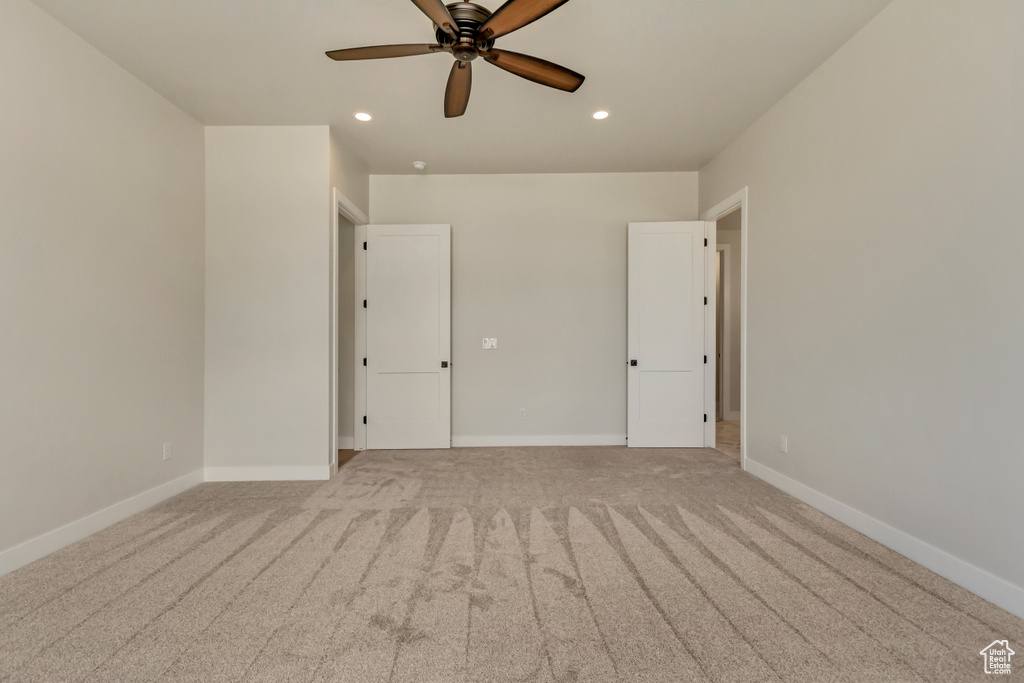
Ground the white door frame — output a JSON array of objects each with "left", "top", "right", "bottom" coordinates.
[
  {"left": 701, "top": 187, "right": 748, "bottom": 471},
  {"left": 704, "top": 222, "right": 717, "bottom": 448},
  {"left": 331, "top": 188, "right": 370, "bottom": 475}
]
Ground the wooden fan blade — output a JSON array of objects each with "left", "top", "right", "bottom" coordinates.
[
  {"left": 326, "top": 44, "right": 444, "bottom": 61},
  {"left": 411, "top": 0, "right": 461, "bottom": 39},
  {"left": 445, "top": 61, "right": 472, "bottom": 118},
  {"left": 477, "top": 0, "right": 570, "bottom": 40},
  {"left": 483, "top": 48, "right": 584, "bottom": 92}
]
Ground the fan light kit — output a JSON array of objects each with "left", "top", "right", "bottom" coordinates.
[
  {"left": 354, "top": 112, "right": 372, "bottom": 121},
  {"left": 593, "top": 110, "right": 609, "bottom": 120},
  {"left": 327, "top": 0, "right": 585, "bottom": 118}
]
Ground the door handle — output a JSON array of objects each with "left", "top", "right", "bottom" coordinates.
[
  {"left": 441, "top": 361, "right": 449, "bottom": 368},
  {"left": 630, "top": 360, "right": 638, "bottom": 367}
]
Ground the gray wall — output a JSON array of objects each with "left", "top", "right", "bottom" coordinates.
[
  {"left": 0, "top": 0, "right": 205, "bottom": 555},
  {"left": 204, "top": 126, "right": 333, "bottom": 476},
  {"left": 330, "top": 131, "right": 370, "bottom": 220},
  {"left": 700, "top": 0, "right": 1024, "bottom": 600},
  {"left": 371, "top": 172, "right": 698, "bottom": 443}
]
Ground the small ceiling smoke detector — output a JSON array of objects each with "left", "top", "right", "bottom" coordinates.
[
  {"left": 593, "top": 110, "right": 609, "bottom": 120},
  {"left": 354, "top": 112, "right": 372, "bottom": 122},
  {"left": 412, "top": 161, "right": 427, "bottom": 171}
]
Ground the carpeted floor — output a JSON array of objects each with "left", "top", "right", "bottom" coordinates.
[{"left": 1, "top": 447, "right": 1021, "bottom": 682}]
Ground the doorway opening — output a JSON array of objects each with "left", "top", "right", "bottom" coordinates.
[
  {"left": 330, "top": 189, "right": 370, "bottom": 475},
  {"left": 715, "top": 248, "right": 724, "bottom": 421},
  {"left": 701, "top": 188, "right": 748, "bottom": 469},
  {"left": 336, "top": 212, "right": 357, "bottom": 467},
  {"left": 714, "top": 208, "right": 741, "bottom": 460}
]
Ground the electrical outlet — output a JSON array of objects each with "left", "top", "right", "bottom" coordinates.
[
  {"left": 163, "top": 442, "right": 172, "bottom": 461},
  {"left": 780, "top": 436, "right": 788, "bottom": 454},
  {"left": 482, "top": 337, "right": 498, "bottom": 350},
  {"left": 518, "top": 408, "right": 527, "bottom": 420}
]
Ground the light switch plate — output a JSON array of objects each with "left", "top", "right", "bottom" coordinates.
[{"left": 482, "top": 337, "right": 498, "bottom": 350}]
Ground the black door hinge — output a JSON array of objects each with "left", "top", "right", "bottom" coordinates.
[
  {"left": 362, "top": 357, "right": 367, "bottom": 366},
  {"left": 704, "top": 414, "right": 708, "bottom": 423},
  {"left": 363, "top": 416, "right": 367, "bottom": 425},
  {"left": 363, "top": 299, "right": 367, "bottom": 308},
  {"left": 704, "top": 296, "right": 708, "bottom": 305},
  {"left": 363, "top": 241, "right": 367, "bottom": 250},
  {"left": 704, "top": 238, "right": 708, "bottom": 247},
  {"left": 704, "top": 355, "right": 707, "bottom": 364}
]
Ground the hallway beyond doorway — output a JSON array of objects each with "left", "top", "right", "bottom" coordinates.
[{"left": 716, "top": 420, "right": 741, "bottom": 460}]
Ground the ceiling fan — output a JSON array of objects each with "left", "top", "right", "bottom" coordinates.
[{"left": 326, "top": 0, "right": 585, "bottom": 118}]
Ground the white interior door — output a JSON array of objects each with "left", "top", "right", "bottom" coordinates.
[
  {"left": 366, "top": 224, "right": 451, "bottom": 449},
  {"left": 628, "top": 222, "right": 707, "bottom": 447}
]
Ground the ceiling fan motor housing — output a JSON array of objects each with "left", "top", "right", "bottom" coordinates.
[{"left": 436, "top": 2, "right": 494, "bottom": 61}]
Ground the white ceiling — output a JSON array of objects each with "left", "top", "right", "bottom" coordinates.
[{"left": 30, "top": 0, "right": 891, "bottom": 174}]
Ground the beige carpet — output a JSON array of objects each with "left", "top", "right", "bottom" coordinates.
[{"left": 1, "top": 447, "right": 1021, "bottom": 682}]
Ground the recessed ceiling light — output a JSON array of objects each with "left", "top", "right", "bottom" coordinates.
[
  {"left": 412, "top": 161, "right": 426, "bottom": 172},
  {"left": 354, "top": 112, "right": 372, "bottom": 122},
  {"left": 593, "top": 110, "right": 609, "bottom": 120}
]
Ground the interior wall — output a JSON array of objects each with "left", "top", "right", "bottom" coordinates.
[
  {"left": 0, "top": 0, "right": 205, "bottom": 556},
  {"left": 204, "top": 126, "right": 333, "bottom": 477},
  {"left": 717, "top": 211, "right": 742, "bottom": 418},
  {"left": 700, "top": 0, "right": 1024, "bottom": 608},
  {"left": 337, "top": 215, "right": 356, "bottom": 448},
  {"left": 370, "top": 172, "right": 698, "bottom": 443},
  {"left": 330, "top": 130, "right": 370, "bottom": 219}
]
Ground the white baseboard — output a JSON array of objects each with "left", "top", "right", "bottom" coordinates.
[
  {"left": 745, "top": 459, "right": 1024, "bottom": 620},
  {"left": 0, "top": 469, "right": 204, "bottom": 577},
  {"left": 336, "top": 436, "right": 354, "bottom": 450},
  {"left": 451, "top": 434, "right": 627, "bottom": 448},
  {"left": 204, "top": 466, "right": 331, "bottom": 482}
]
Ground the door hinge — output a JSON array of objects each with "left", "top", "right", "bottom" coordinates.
[
  {"left": 363, "top": 299, "right": 367, "bottom": 308},
  {"left": 363, "top": 241, "right": 367, "bottom": 250},
  {"left": 363, "top": 416, "right": 367, "bottom": 425},
  {"left": 704, "top": 414, "right": 708, "bottom": 423},
  {"left": 362, "top": 357, "right": 367, "bottom": 366},
  {"left": 704, "top": 296, "right": 708, "bottom": 305},
  {"left": 704, "top": 238, "right": 708, "bottom": 247},
  {"left": 704, "top": 355, "right": 707, "bottom": 364}
]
